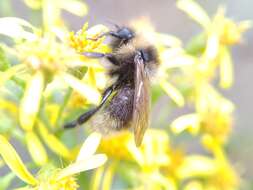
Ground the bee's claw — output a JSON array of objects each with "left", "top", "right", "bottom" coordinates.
[{"left": 63, "top": 121, "right": 78, "bottom": 129}]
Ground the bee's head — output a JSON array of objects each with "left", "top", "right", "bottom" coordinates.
[{"left": 115, "top": 27, "right": 135, "bottom": 40}]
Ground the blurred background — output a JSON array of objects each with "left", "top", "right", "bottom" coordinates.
[{"left": 0, "top": 0, "right": 252, "bottom": 188}]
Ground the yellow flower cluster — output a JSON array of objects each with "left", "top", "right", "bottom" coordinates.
[
  {"left": 69, "top": 23, "right": 110, "bottom": 53},
  {"left": 0, "top": 0, "right": 250, "bottom": 189},
  {"left": 0, "top": 133, "right": 106, "bottom": 190}
]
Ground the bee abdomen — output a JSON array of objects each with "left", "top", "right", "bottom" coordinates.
[{"left": 108, "top": 86, "right": 134, "bottom": 129}]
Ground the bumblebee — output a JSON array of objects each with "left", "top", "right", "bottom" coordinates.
[{"left": 64, "top": 25, "right": 159, "bottom": 146}]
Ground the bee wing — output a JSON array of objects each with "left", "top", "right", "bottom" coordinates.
[{"left": 133, "top": 54, "right": 151, "bottom": 146}]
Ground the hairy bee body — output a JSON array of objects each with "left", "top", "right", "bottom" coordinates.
[
  {"left": 90, "top": 85, "right": 134, "bottom": 134},
  {"left": 64, "top": 25, "right": 159, "bottom": 146},
  {"left": 108, "top": 85, "right": 134, "bottom": 126}
]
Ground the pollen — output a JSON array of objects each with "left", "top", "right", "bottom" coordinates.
[{"left": 37, "top": 174, "right": 79, "bottom": 190}]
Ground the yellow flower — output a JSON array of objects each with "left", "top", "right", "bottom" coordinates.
[
  {"left": 99, "top": 129, "right": 170, "bottom": 165},
  {"left": 184, "top": 181, "right": 204, "bottom": 190},
  {"left": 162, "top": 151, "right": 239, "bottom": 190},
  {"left": 23, "top": 0, "right": 88, "bottom": 32},
  {"left": 171, "top": 84, "right": 234, "bottom": 145},
  {"left": 23, "top": 0, "right": 88, "bottom": 18},
  {"left": 98, "top": 130, "right": 174, "bottom": 190},
  {"left": 37, "top": 121, "right": 73, "bottom": 160},
  {"left": 69, "top": 23, "right": 110, "bottom": 53},
  {"left": 178, "top": 0, "right": 250, "bottom": 46},
  {"left": 128, "top": 129, "right": 170, "bottom": 170},
  {"left": 25, "top": 131, "right": 48, "bottom": 166},
  {"left": 0, "top": 133, "right": 107, "bottom": 190},
  {"left": 98, "top": 131, "right": 134, "bottom": 161},
  {"left": 178, "top": 0, "right": 250, "bottom": 89},
  {"left": 181, "top": 153, "right": 239, "bottom": 190},
  {"left": 212, "top": 7, "right": 251, "bottom": 46},
  {"left": 19, "top": 71, "right": 45, "bottom": 131},
  {"left": 0, "top": 135, "right": 38, "bottom": 185},
  {"left": 1, "top": 18, "right": 110, "bottom": 133},
  {"left": 0, "top": 97, "right": 18, "bottom": 118},
  {"left": 67, "top": 91, "right": 88, "bottom": 109},
  {"left": 0, "top": 1, "right": 248, "bottom": 189},
  {"left": 205, "top": 163, "right": 239, "bottom": 190},
  {"left": 59, "top": 72, "right": 101, "bottom": 105}
]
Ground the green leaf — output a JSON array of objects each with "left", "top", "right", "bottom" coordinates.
[
  {"left": 151, "top": 84, "right": 163, "bottom": 104},
  {"left": 0, "top": 0, "right": 12, "bottom": 16},
  {"left": 0, "top": 172, "right": 16, "bottom": 190},
  {"left": 0, "top": 64, "right": 27, "bottom": 87},
  {"left": 0, "top": 46, "right": 9, "bottom": 71},
  {"left": 185, "top": 33, "right": 206, "bottom": 55}
]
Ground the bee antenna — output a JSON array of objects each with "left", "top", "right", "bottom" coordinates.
[{"left": 104, "top": 19, "right": 121, "bottom": 29}]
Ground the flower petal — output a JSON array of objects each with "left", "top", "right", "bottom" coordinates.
[
  {"left": 159, "top": 80, "right": 185, "bottom": 107},
  {"left": 156, "top": 33, "right": 182, "bottom": 47},
  {"left": 171, "top": 114, "right": 200, "bottom": 135},
  {"left": 161, "top": 49, "right": 196, "bottom": 69},
  {"left": 127, "top": 141, "right": 144, "bottom": 166},
  {"left": 60, "top": 72, "right": 101, "bottom": 105},
  {"left": 76, "top": 132, "right": 102, "bottom": 162},
  {"left": 101, "top": 161, "right": 117, "bottom": 190},
  {"left": 61, "top": 0, "right": 88, "bottom": 16},
  {"left": 177, "top": 0, "right": 211, "bottom": 29},
  {"left": 38, "top": 122, "right": 72, "bottom": 160},
  {"left": 0, "top": 17, "right": 37, "bottom": 40},
  {"left": 91, "top": 166, "right": 104, "bottom": 190},
  {"left": 86, "top": 25, "right": 108, "bottom": 39},
  {"left": 23, "top": 0, "right": 42, "bottom": 9},
  {"left": 219, "top": 47, "right": 233, "bottom": 89},
  {"left": 56, "top": 154, "right": 107, "bottom": 180},
  {"left": 0, "top": 135, "right": 37, "bottom": 185},
  {"left": 205, "top": 33, "right": 219, "bottom": 60},
  {"left": 177, "top": 155, "right": 217, "bottom": 179},
  {"left": 25, "top": 131, "right": 48, "bottom": 166},
  {"left": 19, "top": 71, "right": 44, "bottom": 131},
  {"left": 184, "top": 181, "right": 203, "bottom": 190}
]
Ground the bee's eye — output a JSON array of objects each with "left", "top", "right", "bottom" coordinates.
[{"left": 140, "top": 50, "right": 149, "bottom": 62}]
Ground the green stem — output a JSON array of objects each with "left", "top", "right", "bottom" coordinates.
[{"left": 55, "top": 87, "right": 73, "bottom": 128}]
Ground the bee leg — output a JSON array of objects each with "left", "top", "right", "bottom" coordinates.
[
  {"left": 87, "top": 29, "right": 132, "bottom": 41},
  {"left": 63, "top": 107, "right": 98, "bottom": 129},
  {"left": 106, "top": 54, "right": 119, "bottom": 65},
  {"left": 83, "top": 52, "right": 106, "bottom": 58},
  {"left": 83, "top": 52, "right": 119, "bottom": 66},
  {"left": 86, "top": 31, "right": 113, "bottom": 41},
  {"left": 63, "top": 84, "right": 116, "bottom": 129}
]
